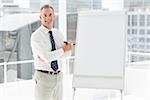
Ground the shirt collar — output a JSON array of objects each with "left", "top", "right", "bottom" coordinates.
[{"left": 40, "top": 25, "right": 54, "bottom": 34}]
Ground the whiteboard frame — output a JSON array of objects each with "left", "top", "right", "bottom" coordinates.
[{"left": 72, "top": 11, "right": 127, "bottom": 92}]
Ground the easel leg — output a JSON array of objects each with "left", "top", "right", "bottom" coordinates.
[
  {"left": 120, "top": 89, "right": 124, "bottom": 100},
  {"left": 72, "top": 88, "right": 76, "bottom": 100}
]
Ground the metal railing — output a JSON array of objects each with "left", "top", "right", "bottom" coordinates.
[
  {"left": 128, "top": 51, "right": 150, "bottom": 56},
  {"left": 0, "top": 60, "right": 34, "bottom": 83},
  {"left": 0, "top": 52, "right": 150, "bottom": 84},
  {"left": 0, "top": 56, "right": 75, "bottom": 84}
]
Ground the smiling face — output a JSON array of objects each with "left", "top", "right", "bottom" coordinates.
[{"left": 40, "top": 6, "right": 55, "bottom": 29}]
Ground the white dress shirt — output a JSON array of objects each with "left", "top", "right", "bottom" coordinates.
[{"left": 31, "top": 25, "right": 71, "bottom": 71}]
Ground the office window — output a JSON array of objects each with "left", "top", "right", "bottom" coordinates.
[
  {"left": 132, "top": 29, "right": 137, "bottom": 35},
  {"left": 128, "top": 15, "right": 131, "bottom": 26},
  {"left": 67, "top": 13, "right": 77, "bottom": 44},
  {"left": 138, "top": 49, "right": 145, "bottom": 53},
  {"left": 132, "top": 15, "right": 137, "bottom": 26},
  {"left": 144, "top": 0, "right": 150, "bottom": 6},
  {"left": 128, "top": 29, "right": 131, "bottom": 35},
  {"left": 131, "top": 37, "right": 137, "bottom": 42},
  {"left": 128, "top": 45, "right": 131, "bottom": 50},
  {"left": 139, "top": 14, "right": 145, "bottom": 26},
  {"left": 127, "top": 0, "right": 143, "bottom": 7},
  {"left": 131, "top": 44, "right": 137, "bottom": 49},
  {"left": 147, "top": 45, "right": 150, "bottom": 53},
  {"left": 138, "top": 56, "right": 145, "bottom": 61},
  {"left": 139, "top": 29, "right": 145, "bottom": 35},
  {"left": 147, "top": 38, "right": 150, "bottom": 43},
  {"left": 139, "top": 44, "right": 145, "bottom": 49},
  {"left": 131, "top": 55, "right": 137, "bottom": 62},
  {"left": 147, "top": 29, "right": 150, "bottom": 35},
  {"left": 93, "top": 0, "right": 101, "bottom": 9},
  {"left": 146, "top": 57, "right": 150, "bottom": 60},
  {"left": 147, "top": 15, "right": 150, "bottom": 26},
  {"left": 139, "top": 37, "right": 145, "bottom": 43},
  {"left": 14, "top": 0, "right": 30, "bottom": 8},
  {"left": 147, "top": 45, "right": 150, "bottom": 49}
]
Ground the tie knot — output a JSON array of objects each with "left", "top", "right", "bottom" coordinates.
[{"left": 49, "top": 31, "right": 52, "bottom": 34}]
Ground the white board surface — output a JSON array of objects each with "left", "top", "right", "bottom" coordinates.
[{"left": 73, "top": 11, "right": 126, "bottom": 89}]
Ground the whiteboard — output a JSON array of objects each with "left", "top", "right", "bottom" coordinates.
[{"left": 73, "top": 11, "right": 127, "bottom": 90}]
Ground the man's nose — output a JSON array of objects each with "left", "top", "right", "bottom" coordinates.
[{"left": 46, "top": 16, "right": 51, "bottom": 20}]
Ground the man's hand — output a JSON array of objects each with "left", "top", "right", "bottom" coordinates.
[{"left": 63, "top": 41, "right": 73, "bottom": 52}]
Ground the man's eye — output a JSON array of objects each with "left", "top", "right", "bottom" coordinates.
[{"left": 43, "top": 14, "right": 47, "bottom": 17}]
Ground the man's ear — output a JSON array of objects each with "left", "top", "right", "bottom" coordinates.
[{"left": 54, "top": 15, "right": 57, "bottom": 20}]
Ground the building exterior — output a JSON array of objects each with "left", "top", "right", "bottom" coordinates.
[
  {"left": 125, "top": 0, "right": 150, "bottom": 8},
  {"left": 125, "top": 0, "right": 150, "bottom": 62},
  {"left": 127, "top": 11, "right": 150, "bottom": 62}
]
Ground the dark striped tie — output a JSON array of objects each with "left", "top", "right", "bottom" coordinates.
[{"left": 49, "top": 31, "right": 58, "bottom": 71}]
